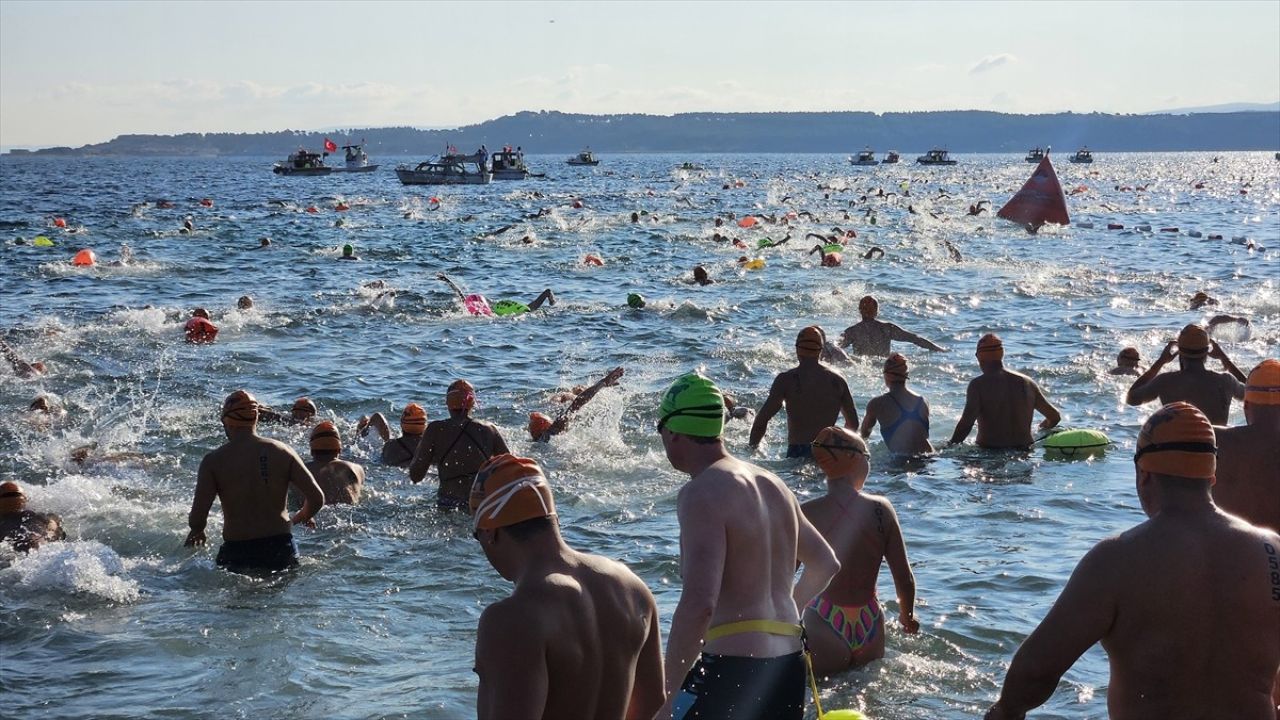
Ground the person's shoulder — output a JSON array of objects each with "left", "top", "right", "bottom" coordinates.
[{"left": 478, "top": 595, "right": 531, "bottom": 637}]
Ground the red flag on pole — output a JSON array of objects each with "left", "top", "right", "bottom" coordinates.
[{"left": 324, "top": 138, "right": 337, "bottom": 153}]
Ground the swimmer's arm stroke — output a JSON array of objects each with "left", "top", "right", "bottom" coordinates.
[
  {"left": 949, "top": 381, "right": 981, "bottom": 445},
  {"left": 882, "top": 502, "right": 919, "bottom": 633},
  {"left": 662, "top": 485, "right": 728, "bottom": 706},
  {"left": 286, "top": 448, "right": 324, "bottom": 527},
  {"left": 184, "top": 457, "right": 218, "bottom": 547},
  {"left": 748, "top": 377, "right": 786, "bottom": 449},
  {"left": 888, "top": 323, "right": 947, "bottom": 352},
  {"left": 358, "top": 412, "right": 392, "bottom": 442},
  {"left": 792, "top": 497, "right": 839, "bottom": 611},
  {"left": 475, "top": 601, "right": 548, "bottom": 719},
  {"left": 435, "top": 272, "right": 466, "bottom": 301}
]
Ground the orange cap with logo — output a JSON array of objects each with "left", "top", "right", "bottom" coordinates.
[
  {"left": 446, "top": 380, "right": 476, "bottom": 411},
  {"left": 810, "top": 426, "right": 868, "bottom": 480},
  {"left": 796, "top": 326, "right": 823, "bottom": 359},
  {"left": 1135, "top": 402, "right": 1216, "bottom": 480},
  {"left": 221, "top": 390, "right": 258, "bottom": 428},
  {"left": 976, "top": 334, "right": 1004, "bottom": 361},
  {"left": 309, "top": 421, "right": 341, "bottom": 452},
  {"left": 470, "top": 454, "right": 556, "bottom": 531},
  {"left": 1245, "top": 359, "right": 1280, "bottom": 406},
  {"left": 401, "top": 403, "right": 427, "bottom": 433},
  {"left": 1176, "top": 324, "right": 1210, "bottom": 358},
  {"left": 528, "top": 412, "right": 553, "bottom": 439},
  {"left": 0, "top": 481, "right": 27, "bottom": 514},
  {"left": 884, "top": 353, "right": 909, "bottom": 381}
]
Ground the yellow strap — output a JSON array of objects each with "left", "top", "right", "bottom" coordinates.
[
  {"left": 704, "top": 619, "right": 803, "bottom": 642},
  {"left": 804, "top": 647, "right": 826, "bottom": 719}
]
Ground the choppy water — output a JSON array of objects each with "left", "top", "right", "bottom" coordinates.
[{"left": 0, "top": 152, "right": 1276, "bottom": 719}]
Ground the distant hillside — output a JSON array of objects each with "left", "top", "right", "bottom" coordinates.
[
  {"left": 10, "top": 110, "right": 1280, "bottom": 157},
  {"left": 1147, "top": 101, "right": 1280, "bottom": 115}
]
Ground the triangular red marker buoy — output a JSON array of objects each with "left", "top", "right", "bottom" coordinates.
[{"left": 998, "top": 155, "right": 1069, "bottom": 231}]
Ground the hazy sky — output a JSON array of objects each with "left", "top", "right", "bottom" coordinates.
[{"left": 2, "top": 0, "right": 1277, "bottom": 147}]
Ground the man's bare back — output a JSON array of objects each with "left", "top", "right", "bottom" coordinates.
[
  {"left": 1132, "top": 369, "right": 1243, "bottom": 425},
  {"left": 953, "top": 369, "right": 1058, "bottom": 449},
  {"left": 306, "top": 458, "right": 365, "bottom": 505},
  {"left": 750, "top": 363, "right": 858, "bottom": 449},
  {"left": 196, "top": 435, "right": 318, "bottom": 542},
  {"left": 1213, "top": 424, "right": 1280, "bottom": 532}
]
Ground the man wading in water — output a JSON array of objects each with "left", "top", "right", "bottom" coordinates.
[{"left": 409, "top": 380, "right": 509, "bottom": 511}]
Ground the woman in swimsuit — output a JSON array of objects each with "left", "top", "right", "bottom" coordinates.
[{"left": 860, "top": 353, "right": 934, "bottom": 456}]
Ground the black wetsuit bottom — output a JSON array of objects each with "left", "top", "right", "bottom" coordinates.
[
  {"left": 671, "top": 651, "right": 806, "bottom": 720},
  {"left": 216, "top": 533, "right": 298, "bottom": 574}
]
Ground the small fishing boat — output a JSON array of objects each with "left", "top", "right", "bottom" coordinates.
[
  {"left": 331, "top": 143, "right": 379, "bottom": 173},
  {"left": 272, "top": 150, "right": 332, "bottom": 176},
  {"left": 395, "top": 153, "right": 491, "bottom": 185},
  {"left": 1025, "top": 147, "right": 1046, "bottom": 163},
  {"left": 849, "top": 148, "right": 878, "bottom": 166},
  {"left": 882, "top": 151, "right": 900, "bottom": 164},
  {"left": 567, "top": 148, "right": 599, "bottom": 166},
  {"left": 1069, "top": 148, "right": 1094, "bottom": 164},
  {"left": 917, "top": 149, "right": 957, "bottom": 166},
  {"left": 677, "top": 162, "right": 704, "bottom": 171},
  {"left": 490, "top": 148, "right": 530, "bottom": 180}
]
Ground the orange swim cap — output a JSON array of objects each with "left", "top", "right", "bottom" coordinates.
[
  {"left": 310, "top": 421, "right": 341, "bottom": 452},
  {"left": 446, "top": 380, "right": 475, "bottom": 411},
  {"left": 470, "top": 454, "right": 556, "bottom": 531},
  {"left": 1176, "top": 324, "right": 1210, "bottom": 358},
  {"left": 401, "top": 403, "right": 427, "bottom": 433},
  {"left": 976, "top": 333, "right": 1004, "bottom": 361},
  {"left": 0, "top": 481, "right": 26, "bottom": 514},
  {"left": 1135, "top": 402, "right": 1216, "bottom": 480},
  {"left": 528, "top": 412, "right": 553, "bottom": 439},
  {"left": 221, "top": 390, "right": 258, "bottom": 428},
  {"left": 796, "top": 326, "right": 823, "bottom": 359},
  {"left": 811, "top": 426, "right": 868, "bottom": 480},
  {"left": 292, "top": 397, "right": 317, "bottom": 416},
  {"left": 858, "top": 295, "right": 879, "bottom": 319},
  {"left": 1244, "top": 359, "right": 1280, "bottom": 406},
  {"left": 884, "top": 353, "right": 909, "bottom": 381}
]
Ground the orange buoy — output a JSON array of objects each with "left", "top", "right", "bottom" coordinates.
[
  {"left": 53, "top": 217, "right": 67, "bottom": 228},
  {"left": 997, "top": 155, "right": 1069, "bottom": 230},
  {"left": 71, "top": 248, "right": 96, "bottom": 266},
  {"left": 184, "top": 317, "right": 219, "bottom": 344},
  {"left": 737, "top": 216, "right": 758, "bottom": 228},
  {"left": 335, "top": 202, "right": 350, "bottom": 212},
  {"left": 583, "top": 254, "right": 604, "bottom": 267},
  {"left": 199, "top": 198, "right": 213, "bottom": 207}
]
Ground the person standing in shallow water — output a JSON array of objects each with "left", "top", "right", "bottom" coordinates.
[
  {"left": 860, "top": 353, "right": 934, "bottom": 456},
  {"left": 408, "top": 380, "right": 509, "bottom": 511},
  {"left": 749, "top": 326, "right": 860, "bottom": 459},
  {"left": 357, "top": 402, "right": 427, "bottom": 467},
  {"left": 1126, "top": 323, "right": 1247, "bottom": 425},
  {"left": 1211, "top": 359, "right": 1280, "bottom": 534},
  {"left": 950, "top": 334, "right": 1060, "bottom": 449},
  {"left": 304, "top": 421, "right": 364, "bottom": 505},
  {"left": 839, "top": 295, "right": 948, "bottom": 357}
]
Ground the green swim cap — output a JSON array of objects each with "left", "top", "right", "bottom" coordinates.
[
  {"left": 343, "top": 244, "right": 354, "bottom": 255},
  {"left": 627, "top": 293, "right": 646, "bottom": 309},
  {"left": 658, "top": 372, "right": 724, "bottom": 437}
]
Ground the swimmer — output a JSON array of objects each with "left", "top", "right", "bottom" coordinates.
[
  {"left": 1189, "top": 290, "right": 1218, "bottom": 309},
  {"left": 1, "top": 337, "right": 45, "bottom": 377},
  {"left": 183, "top": 308, "right": 219, "bottom": 344},
  {"left": 259, "top": 396, "right": 318, "bottom": 426},
  {"left": 985, "top": 402, "right": 1280, "bottom": 720},
  {"left": 258, "top": 237, "right": 271, "bottom": 248},
  {"left": 967, "top": 200, "right": 990, "bottom": 216},
  {"left": 471, "top": 454, "right": 664, "bottom": 718},
  {"left": 1207, "top": 314, "right": 1252, "bottom": 341},
  {"left": 657, "top": 372, "right": 839, "bottom": 719},
  {"left": 749, "top": 327, "right": 860, "bottom": 458},
  {"left": 236, "top": 295, "right": 254, "bottom": 310},
  {"left": 862, "top": 246, "right": 886, "bottom": 259},
  {"left": 357, "top": 403, "right": 427, "bottom": 467},
  {"left": 527, "top": 367, "right": 624, "bottom": 442},
  {"left": 722, "top": 392, "right": 753, "bottom": 421},
  {"left": 949, "top": 334, "right": 1061, "bottom": 449},
  {"left": 408, "top": 380, "right": 510, "bottom": 511},
  {"left": 304, "top": 421, "right": 365, "bottom": 505},
  {"left": 339, "top": 244, "right": 359, "bottom": 261},
  {"left": 1211, "top": 359, "right": 1280, "bottom": 533},
  {"left": 692, "top": 265, "right": 714, "bottom": 286},
  {"left": 811, "top": 325, "right": 852, "bottom": 366},
  {"left": 1125, "top": 324, "right": 1246, "bottom": 425},
  {"left": 839, "top": 296, "right": 948, "bottom": 357},
  {"left": 0, "top": 481, "right": 66, "bottom": 552},
  {"left": 1109, "top": 347, "right": 1142, "bottom": 376},
  {"left": 802, "top": 427, "right": 918, "bottom": 674},
  {"left": 184, "top": 390, "right": 324, "bottom": 574},
  {"left": 436, "top": 272, "right": 556, "bottom": 316},
  {"left": 808, "top": 244, "right": 843, "bottom": 267},
  {"left": 860, "top": 354, "right": 935, "bottom": 455}
]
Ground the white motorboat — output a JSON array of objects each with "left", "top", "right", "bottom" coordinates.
[
  {"left": 1025, "top": 147, "right": 1046, "bottom": 163},
  {"left": 849, "top": 148, "right": 878, "bottom": 166},
  {"left": 273, "top": 150, "right": 332, "bottom": 176},
  {"left": 567, "top": 148, "right": 599, "bottom": 166},
  {"left": 490, "top": 148, "right": 529, "bottom": 180},
  {"left": 332, "top": 143, "right": 379, "bottom": 173},
  {"left": 395, "top": 153, "right": 491, "bottom": 185},
  {"left": 1069, "top": 148, "right": 1094, "bottom": 164}
]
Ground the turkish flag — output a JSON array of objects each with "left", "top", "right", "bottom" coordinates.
[{"left": 324, "top": 138, "right": 338, "bottom": 153}]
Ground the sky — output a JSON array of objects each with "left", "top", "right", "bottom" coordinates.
[{"left": 1, "top": 0, "right": 1277, "bottom": 148}]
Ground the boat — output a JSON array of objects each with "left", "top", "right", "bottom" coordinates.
[
  {"left": 849, "top": 148, "right": 878, "bottom": 166},
  {"left": 395, "top": 153, "right": 491, "bottom": 185},
  {"left": 882, "top": 151, "right": 900, "bottom": 164},
  {"left": 677, "top": 162, "right": 704, "bottom": 171},
  {"left": 331, "top": 143, "right": 379, "bottom": 173},
  {"left": 1025, "top": 147, "right": 1046, "bottom": 163},
  {"left": 490, "top": 148, "right": 529, "bottom": 180},
  {"left": 916, "top": 149, "right": 957, "bottom": 165},
  {"left": 272, "top": 150, "right": 332, "bottom": 176},
  {"left": 567, "top": 148, "right": 599, "bottom": 166},
  {"left": 1070, "top": 148, "right": 1094, "bottom": 164}
]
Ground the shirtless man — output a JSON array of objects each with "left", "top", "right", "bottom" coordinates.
[
  {"left": 408, "top": 380, "right": 509, "bottom": 511},
  {"left": 0, "top": 481, "right": 66, "bottom": 552},
  {"left": 985, "top": 402, "right": 1280, "bottom": 719},
  {"left": 527, "top": 367, "right": 624, "bottom": 442},
  {"left": 803, "top": 427, "right": 918, "bottom": 673},
  {"left": 470, "top": 454, "right": 664, "bottom": 719},
  {"left": 357, "top": 403, "right": 426, "bottom": 467},
  {"left": 1126, "top": 323, "right": 1247, "bottom": 425},
  {"left": 1212, "top": 359, "right": 1280, "bottom": 533},
  {"left": 658, "top": 372, "right": 840, "bottom": 718},
  {"left": 184, "top": 390, "right": 324, "bottom": 573},
  {"left": 305, "top": 421, "right": 365, "bottom": 505},
  {"left": 950, "top": 334, "right": 1061, "bottom": 449},
  {"left": 749, "top": 326, "right": 859, "bottom": 459},
  {"left": 860, "top": 353, "right": 935, "bottom": 455},
  {"left": 839, "top": 296, "right": 948, "bottom": 357},
  {"left": 1109, "top": 347, "right": 1142, "bottom": 376}
]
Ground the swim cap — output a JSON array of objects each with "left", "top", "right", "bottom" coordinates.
[
  {"left": 1176, "top": 324, "right": 1210, "bottom": 358},
  {"left": 446, "top": 380, "right": 475, "bottom": 411},
  {"left": 221, "top": 390, "right": 258, "bottom": 428},
  {"left": 811, "top": 426, "right": 868, "bottom": 480},
  {"left": 1119, "top": 347, "right": 1140, "bottom": 362},
  {"left": 1244, "top": 359, "right": 1280, "bottom": 406},
  {"left": 884, "top": 353, "right": 909, "bottom": 381},
  {"left": 401, "top": 403, "right": 427, "bottom": 433},
  {"left": 796, "top": 326, "right": 823, "bottom": 359},
  {"left": 976, "top": 334, "right": 1004, "bottom": 361},
  {"left": 292, "top": 397, "right": 317, "bottom": 416},
  {"left": 342, "top": 244, "right": 354, "bottom": 255},
  {"left": 470, "top": 454, "right": 556, "bottom": 531},
  {"left": 658, "top": 373, "right": 724, "bottom": 438},
  {"left": 310, "top": 421, "right": 341, "bottom": 452},
  {"left": 528, "top": 412, "right": 553, "bottom": 439},
  {"left": 0, "top": 481, "right": 26, "bottom": 514},
  {"left": 192, "top": 308, "right": 210, "bottom": 320},
  {"left": 627, "top": 293, "right": 646, "bottom": 309},
  {"left": 858, "top": 295, "right": 879, "bottom": 319},
  {"left": 1135, "top": 402, "right": 1216, "bottom": 480}
]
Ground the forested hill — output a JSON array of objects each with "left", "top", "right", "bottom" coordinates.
[{"left": 13, "top": 109, "right": 1280, "bottom": 156}]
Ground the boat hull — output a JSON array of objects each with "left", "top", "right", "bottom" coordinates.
[
  {"left": 916, "top": 160, "right": 957, "bottom": 166},
  {"left": 850, "top": 160, "right": 879, "bottom": 166},
  {"left": 273, "top": 165, "right": 332, "bottom": 176},
  {"left": 395, "top": 168, "right": 491, "bottom": 185},
  {"left": 332, "top": 165, "right": 380, "bottom": 173},
  {"left": 491, "top": 169, "right": 530, "bottom": 180},
  {"left": 566, "top": 160, "right": 599, "bottom": 166},
  {"left": 1069, "top": 158, "right": 1094, "bottom": 164}
]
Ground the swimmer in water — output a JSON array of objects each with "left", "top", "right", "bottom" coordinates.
[
  {"left": 339, "top": 244, "right": 359, "bottom": 261},
  {"left": 1189, "top": 290, "right": 1218, "bottom": 310},
  {"left": 1, "top": 337, "right": 45, "bottom": 377},
  {"left": 1125, "top": 324, "right": 1246, "bottom": 425},
  {"left": 967, "top": 200, "right": 990, "bottom": 216},
  {"left": 949, "top": 334, "right": 1061, "bottom": 449},
  {"left": 692, "top": 265, "right": 714, "bottom": 286},
  {"left": 527, "top": 367, "right": 624, "bottom": 442},
  {"left": 184, "top": 391, "right": 324, "bottom": 574},
  {"left": 1109, "top": 347, "right": 1142, "bottom": 376},
  {"left": 1209, "top": 359, "right": 1280, "bottom": 534},
  {"left": 470, "top": 454, "right": 665, "bottom": 718},
  {"left": 802, "top": 427, "right": 919, "bottom": 674},
  {"left": 749, "top": 327, "right": 860, "bottom": 458},
  {"left": 808, "top": 244, "right": 843, "bottom": 267},
  {"left": 259, "top": 396, "right": 319, "bottom": 426},
  {"left": 304, "top": 422, "right": 365, "bottom": 505},
  {"left": 357, "top": 403, "right": 427, "bottom": 467},
  {"left": 436, "top": 272, "right": 556, "bottom": 316},
  {"left": 0, "top": 481, "right": 66, "bottom": 552},
  {"left": 408, "top": 380, "right": 510, "bottom": 511},
  {"left": 839, "top": 296, "right": 948, "bottom": 357},
  {"left": 183, "top": 308, "right": 219, "bottom": 344},
  {"left": 860, "top": 354, "right": 935, "bottom": 456},
  {"left": 237, "top": 295, "right": 254, "bottom": 310}
]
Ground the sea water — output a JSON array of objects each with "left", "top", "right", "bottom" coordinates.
[{"left": 0, "top": 152, "right": 1276, "bottom": 719}]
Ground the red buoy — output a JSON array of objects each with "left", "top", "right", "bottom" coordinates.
[{"left": 997, "top": 156, "right": 1070, "bottom": 231}]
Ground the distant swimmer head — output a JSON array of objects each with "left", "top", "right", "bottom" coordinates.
[
  {"left": 811, "top": 426, "right": 869, "bottom": 481},
  {"left": 795, "top": 326, "right": 823, "bottom": 359},
  {"left": 259, "top": 237, "right": 271, "bottom": 247},
  {"left": 528, "top": 411, "right": 553, "bottom": 439},
  {"left": 192, "top": 307, "right": 211, "bottom": 320},
  {"left": 976, "top": 333, "right": 1004, "bottom": 363},
  {"left": 237, "top": 295, "right": 254, "bottom": 310},
  {"left": 1118, "top": 347, "right": 1140, "bottom": 365},
  {"left": 221, "top": 390, "right": 258, "bottom": 429},
  {"left": 309, "top": 421, "right": 341, "bottom": 453},
  {"left": 627, "top": 293, "right": 646, "bottom": 309},
  {"left": 1244, "top": 359, "right": 1280, "bottom": 407},
  {"left": 470, "top": 453, "right": 556, "bottom": 531},
  {"left": 291, "top": 397, "right": 317, "bottom": 420},
  {"left": 29, "top": 395, "right": 51, "bottom": 413},
  {"left": 693, "top": 265, "right": 711, "bottom": 285},
  {"left": 401, "top": 403, "right": 427, "bottom": 433},
  {"left": 858, "top": 295, "right": 879, "bottom": 319},
  {"left": 0, "top": 481, "right": 27, "bottom": 514},
  {"left": 1135, "top": 401, "right": 1215, "bottom": 481},
  {"left": 884, "top": 353, "right": 909, "bottom": 382},
  {"left": 446, "top": 380, "right": 476, "bottom": 412},
  {"left": 657, "top": 372, "right": 724, "bottom": 438},
  {"left": 1189, "top": 291, "right": 1217, "bottom": 309},
  {"left": 1176, "top": 323, "right": 1210, "bottom": 359},
  {"left": 342, "top": 244, "right": 354, "bottom": 257}
]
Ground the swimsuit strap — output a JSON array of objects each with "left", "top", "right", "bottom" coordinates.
[
  {"left": 438, "top": 418, "right": 479, "bottom": 463},
  {"left": 881, "top": 393, "right": 928, "bottom": 443},
  {"left": 705, "top": 619, "right": 802, "bottom": 642},
  {"left": 394, "top": 437, "right": 414, "bottom": 457}
]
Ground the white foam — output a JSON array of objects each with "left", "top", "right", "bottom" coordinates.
[{"left": 1, "top": 540, "right": 141, "bottom": 603}]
